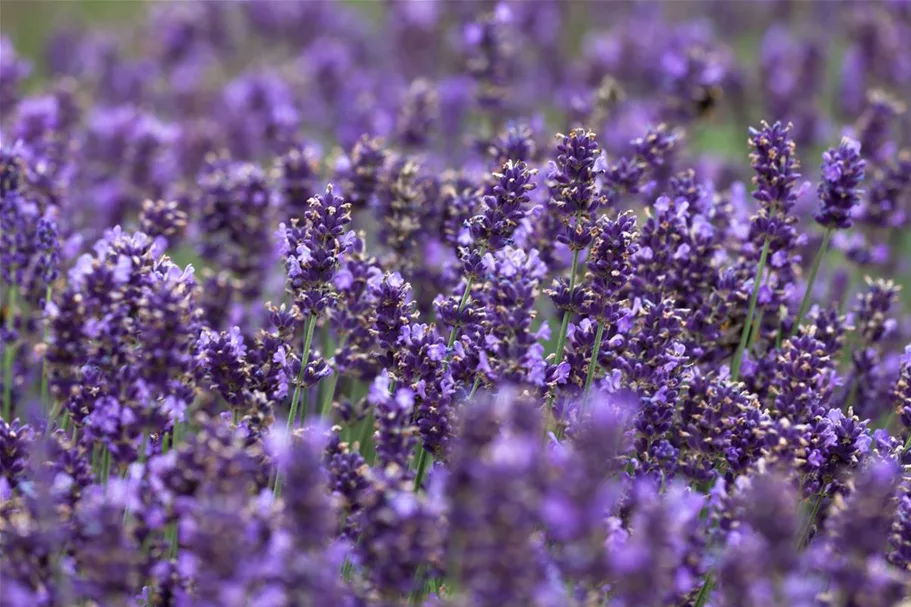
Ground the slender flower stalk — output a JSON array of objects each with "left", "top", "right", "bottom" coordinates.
[
  {"left": 793, "top": 137, "right": 865, "bottom": 338},
  {"left": 583, "top": 321, "right": 605, "bottom": 392},
  {"left": 413, "top": 446, "right": 430, "bottom": 491},
  {"left": 552, "top": 249, "right": 580, "bottom": 369},
  {"left": 287, "top": 313, "right": 317, "bottom": 431},
  {"left": 790, "top": 228, "right": 833, "bottom": 338},
  {"left": 3, "top": 284, "right": 16, "bottom": 420},
  {"left": 731, "top": 238, "right": 769, "bottom": 382},
  {"left": 319, "top": 336, "right": 348, "bottom": 419},
  {"left": 39, "top": 285, "right": 52, "bottom": 414},
  {"left": 446, "top": 277, "right": 475, "bottom": 349}
]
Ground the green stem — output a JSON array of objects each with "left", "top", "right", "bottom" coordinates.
[
  {"left": 319, "top": 337, "right": 348, "bottom": 419},
  {"left": 552, "top": 249, "right": 581, "bottom": 367},
  {"left": 844, "top": 377, "right": 859, "bottom": 412},
  {"left": 357, "top": 411, "right": 376, "bottom": 461},
  {"left": 137, "top": 432, "right": 149, "bottom": 465},
  {"left": 790, "top": 228, "right": 833, "bottom": 339},
  {"left": 747, "top": 308, "right": 764, "bottom": 350},
  {"left": 545, "top": 249, "right": 581, "bottom": 430},
  {"left": 413, "top": 446, "right": 431, "bottom": 491},
  {"left": 3, "top": 284, "right": 18, "bottom": 421},
  {"left": 583, "top": 321, "right": 605, "bottom": 393},
  {"left": 101, "top": 447, "right": 112, "bottom": 486},
  {"left": 797, "top": 493, "right": 824, "bottom": 548},
  {"left": 468, "top": 377, "right": 481, "bottom": 400},
  {"left": 287, "top": 313, "right": 317, "bottom": 432},
  {"left": 731, "top": 238, "right": 771, "bottom": 381},
  {"left": 276, "top": 315, "right": 318, "bottom": 497},
  {"left": 40, "top": 285, "right": 52, "bottom": 415},
  {"left": 693, "top": 573, "right": 714, "bottom": 607},
  {"left": 446, "top": 277, "right": 475, "bottom": 349}
]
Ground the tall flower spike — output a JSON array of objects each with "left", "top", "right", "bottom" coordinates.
[
  {"left": 748, "top": 120, "right": 802, "bottom": 230},
  {"left": 815, "top": 137, "right": 866, "bottom": 229},
  {"left": 586, "top": 209, "right": 639, "bottom": 305},
  {"left": 794, "top": 136, "right": 865, "bottom": 337},
  {"left": 280, "top": 183, "right": 354, "bottom": 318},
  {"left": 549, "top": 128, "right": 604, "bottom": 237}
]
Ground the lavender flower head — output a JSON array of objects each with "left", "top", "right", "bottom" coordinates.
[
  {"left": 279, "top": 184, "right": 354, "bottom": 317},
  {"left": 815, "top": 137, "right": 866, "bottom": 229},
  {"left": 748, "top": 120, "right": 802, "bottom": 240},
  {"left": 467, "top": 160, "right": 537, "bottom": 251}
]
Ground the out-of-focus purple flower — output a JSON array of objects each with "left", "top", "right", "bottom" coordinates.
[
  {"left": 446, "top": 392, "right": 549, "bottom": 607},
  {"left": 854, "top": 90, "right": 905, "bottom": 167},
  {"left": 851, "top": 277, "right": 901, "bottom": 345},
  {"left": 462, "top": 4, "right": 516, "bottom": 113},
  {"left": 275, "top": 143, "right": 320, "bottom": 224},
  {"left": 396, "top": 78, "right": 439, "bottom": 149},
  {"left": 609, "top": 481, "right": 706, "bottom": 606},
  {"left": 139, "top": 198, "right": 188, "bottom": 245},
  {"left": 822, "top": 459, "right": 905, "bottom": 604},
  {"left": 0, "top": 36, "right": 31, "bottom": 111},
  {"left": 356, "top": 466, "right": 444, "bottom": 598},
  {"left": 485, "top": 120, "right": 539, "bottom": 166},
  {"left": 337, "top": 135, "right": 389, "bottom": 213},
  {"left": 197, "top": 157, "right": 275, "bottom": 301},
  {"left": 815, "top": 137, "right": 866, "bottom": 229}
]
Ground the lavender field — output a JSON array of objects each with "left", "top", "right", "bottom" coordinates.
[{"left": 2, "top": 1, "right": 911, "bottom": 606}]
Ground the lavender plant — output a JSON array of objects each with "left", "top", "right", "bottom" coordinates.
[{"left": 3, "top": 2, "right": 911, "bottom": 606}]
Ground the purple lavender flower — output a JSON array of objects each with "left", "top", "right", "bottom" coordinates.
[
  {"left": 356, "top": 466, "right": 444, "bottom": 598},
  {"left": 467, "top": 160, "right": 537, "bottom": 252},
  {"left": 337, "top": 135, "right": 388, "bottom": 213},
  {"left": 0, "top": 37, "right": 31, "bottom": 111},
  {"left": 822, "top": 459, "right": 905, "bottom": 604},
  {"left": 462, "top": 4, "right": 516, "bottom": 114},
  {"left": 197, "top": 157, "right": 275, "bottom": 300},
  {"left": 279, "top": 184, "right": 354, "bottom": 318},
  {"left": 748, "top": 120, "right": 802, "bottom": 242},
  {"left": 394, "top": 323, "right": 453, "bottom": 457},
  {"left": 396, "top": 78, "right": 439, "bottom": 149},
  {"left": 815, "top": 137, "right": 866, "bottom": 229},
  {"left": 854, "top": 90, "right": 904, "bottom": 166},
  {"left": 369, "top": 372, "right": 418, "bottom": 472},
  {"left": 548, "top": 128, "right": 604, "bottom": 251},
  {"left": 0, "top": 418, "right": 32, "bottom": 490},
  {"left": 139, "top": 198, "right": 188, "bottom": 244},
  {"left": 371, "top": 271, "right": 418, "bottom": 370},
  {"left": 609, "top": 481, "right": 706, "bottom": 606},
  {"left": 852, "top": 277, "right": 901, "bottom": 345},
  {"left": 446, "top": 393, "right": 549, "bottom": 607},
  {"left": 485, "top": 120, "right": 538, "bottom": 165}
]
